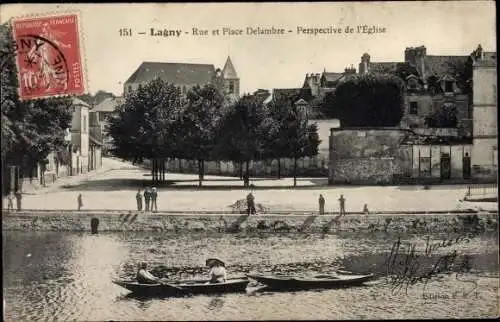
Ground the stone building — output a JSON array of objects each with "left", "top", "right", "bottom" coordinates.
[
  {"left": 123, "top": 56, "right": 240, "bottom": 101},
  {"left": 6, "top": 98, "right": 103, "bottom": 193},
  {"left": 357, "top": 46, "right": 473, "bottom": 136},
  {"left": 471, "top": 46, "right": 497, "bottom": 179},
  {"left": 302, "top": 66, "right": 357, "bottom": 99},
  {"left": 328, "top": 127, "right": 474, "bottom": 185},
  {"left": 93, "top": 96, "right": 124, "bottom": 154}
]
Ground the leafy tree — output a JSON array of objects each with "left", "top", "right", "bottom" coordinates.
[
  {"left": 319, "top": 91, "right": 336, "bottom": 118},
  {"left": 446, "top": 57, "right": 473, "bottom": 95},
  {"left": 266, "top": 96, "right": 321, "bottom": 185},
  {"left": 107, "top": 78, "right": 182, "bottom": 183},
  {"left": 281, "top": 107, "right": 320, "bottom": 187},
  {"left": 215, "top": 94, "right": 272, "bottom": 180},
  {"left": 425, "top": 104, "right": 457, "bottom": 128},
  {"left": 324, "top": 73, "right": 405, "bottom": 127},
  {"left": 178, "top": 84, "right": 224, "bottom": 187},
  {"left": 266, "top": 96, "right": 292, "bottom": 178},
  {"left": 78, "top": 90, "right": 115, "bottom": 106},
  {"left": 426, "top": 75, "right": 441, "bottom": 95}
]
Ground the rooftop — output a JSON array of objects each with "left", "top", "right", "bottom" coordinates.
[
  {"left": 93, "top": 97, "right": 125, "bottom": 113},
  {"left": 125, "top": 62, "right": 216, "bottom": 86}
]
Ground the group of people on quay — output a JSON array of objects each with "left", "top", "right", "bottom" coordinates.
[
  {"left": 137, "top": 258, "right": 226, "bottom": 284},
  {"left": 136, "top": 187, "right": 159, "bottom": 212}
]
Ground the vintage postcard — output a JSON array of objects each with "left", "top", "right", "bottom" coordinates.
[{"left": 1, "top": 2, "right": 498, "bottom": 321}]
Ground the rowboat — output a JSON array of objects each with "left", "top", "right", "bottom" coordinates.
[
  {"left": 246, "top": 272, "right": 375, "bottom": 291},
  {"left": 112, "top": 280, "right": 185, "bottom": 296},
  {"left": 113, "top": 277, "right": 250, "bottom": 296},
  {"left": 169, "top": 278, "right": 250, "bottom": 294}
]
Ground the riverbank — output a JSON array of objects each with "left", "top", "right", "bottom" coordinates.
[{"left": 2, "top": 211, "right": 497, "bottom": 234}]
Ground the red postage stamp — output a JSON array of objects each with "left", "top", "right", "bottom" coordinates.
[{"left": 12, "top": 13, "right": 85, "bottom": 100}]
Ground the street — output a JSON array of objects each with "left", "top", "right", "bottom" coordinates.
[{"left": 5, "top": 157, "right": 496, "bottom": 212}]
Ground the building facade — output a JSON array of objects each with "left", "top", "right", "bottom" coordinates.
[
  {"left": 328, "top": 127, "right": 475, "bottom": 185},
  {"left": 471, "top": 47, "right": 497, "bottom": 179},
  {"left": 358, "top": 46, "right": 473, "bottom": 136}
]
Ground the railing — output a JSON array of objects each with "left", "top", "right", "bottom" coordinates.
[{"left": 465, "top": 183, "right": 498, "bottom": 198}]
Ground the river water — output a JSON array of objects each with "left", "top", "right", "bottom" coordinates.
[{"left": 2, "top": 230, "right": 499, "bottom": 320}]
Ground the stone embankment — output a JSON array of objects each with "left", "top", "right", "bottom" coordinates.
[{"left": 2, "top": 210, "right": 498, "bottom": 235}]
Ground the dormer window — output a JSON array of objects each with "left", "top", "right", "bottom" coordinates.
[
  {"left": 229, "top": 81, "right": 234, "bottom": 94},
  {"left": 444, "top": 80, "right": 454, "bottom": 93}
]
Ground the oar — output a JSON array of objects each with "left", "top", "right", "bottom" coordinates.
[{"left": 157, "top": 279, "right": 186, "bottom": 291}]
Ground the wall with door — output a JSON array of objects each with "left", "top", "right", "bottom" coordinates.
[{"left": 410, "top": 144, "right": 472, "bottom": 180}]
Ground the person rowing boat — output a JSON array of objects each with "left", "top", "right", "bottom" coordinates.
[
  {"left": 206, "top": 258, "right": 227, "bottom": 283},
  {"left": 136, "top": 262, "right": 162, "bottom": 284}
]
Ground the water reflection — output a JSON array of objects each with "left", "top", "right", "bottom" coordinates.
[
  {"left": 207, "top": 296, "right": 224, "bottom": 310},
  {"left": 3, "top": 231, "right": 499, "bottom": 320}
]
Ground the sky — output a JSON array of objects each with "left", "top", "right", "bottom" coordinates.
[{"left": 1, "top": 2, "right": 496, "bottom": 96}]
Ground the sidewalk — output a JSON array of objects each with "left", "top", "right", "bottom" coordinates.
[{"left": 22, "top": 161, "right": 116, "bottom": 195}]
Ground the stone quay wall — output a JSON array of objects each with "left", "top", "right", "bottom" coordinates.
[{"left": 2, "top": 211, "right": 497, "bottom": 235}]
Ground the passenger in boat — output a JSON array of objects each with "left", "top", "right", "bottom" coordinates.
[
  {"left": 136, "top": 262, "right": 161, "bottom": 284},
  {"left": 206, "top": 258, "right": 227, "bottom": 283}
]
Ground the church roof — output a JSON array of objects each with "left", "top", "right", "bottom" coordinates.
[
  {"left": 222, "top": 56, "right": 238, "bottom": 79},
  {"left": 125, "top": 62, "right": 216, "bottom": 86}
]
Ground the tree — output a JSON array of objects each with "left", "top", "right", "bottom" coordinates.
[
  {"left": 78, "top": 90, "right": 115, "bottom": 106},
  {"left": 178, "top": 84, "right": 224, "bottom": 187},
  {"left": 215, "top": 94, "right": 272, "bottom": 180},
  {"left": 281, "top": 107, "right": 320, "bottom": 187},
  {"left": 266, "top": 96, "right": 295, "bottom": 179},
  {"left": 324, "top": 73, "right": 405, "bottom": 127},
  {"left": 425, "top": 104, "right": 457, "bottom": 128},
  {"left": 319, "top": 91, "right": 336, "bottom": 118},
  {"left": 107, "top": 78, "right": 182, "bottom": 183}
]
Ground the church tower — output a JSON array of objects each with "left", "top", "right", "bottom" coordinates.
[{"left": 221, "top": 56, "right": 240, "bottom": 99}]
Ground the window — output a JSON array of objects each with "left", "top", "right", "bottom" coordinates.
[
  {"left": 408, "top": 78, "right": 418, "bottom": 90},
  {"left": 83, "top": 115, "right": 87, "bottom": 132},
  {"left": 444, "top": 81, "right": 454, "bottom": 93},
  {"left": 419, "top": 157, "right": 431, "bottom": 177},
  {"left": 409, "top": 102, "right": 418, "bottom": 115},
  {"left": 229, "top": 81, "right": 234, "bottom": 94},
  {"left": 128, "top": 85, "right": 132, "bottom": 93}
]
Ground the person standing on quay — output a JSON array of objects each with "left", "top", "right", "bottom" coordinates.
[
  {"left": 246, "top": 192, "right": 256, "bottom": 215},
  {"left": 77, "top": 193, "right": 83, "bottom": 211},
  {"left": 15, "top": 190, "right": 22, "bottom": 211},
  {"left": 318, "top": 194, "right": 325, "bottom": 215},
  {"left": 136, "top": 189, "right": 143, "bottom": 211},
  {"left": 7, "top": 192, "right": 15, "bottom": 211},
  {"left": 143, "top": 187, "right": 151, "bottom": 212},
  {"left": 338, "top": 194, "right": 346, "bottom": 216},
  {"left": 151, "top": 187, "right": 158, "bottom": 212}
]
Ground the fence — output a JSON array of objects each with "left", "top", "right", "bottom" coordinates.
[
  {"left": 146, "top": 155, "right": 329, "bottom": 178},
  {"left": 464, "top": 183, "right": 498, "bottom": 202}
]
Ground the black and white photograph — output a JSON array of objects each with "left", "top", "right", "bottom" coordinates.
[{"left": 1, "top": 1, "right": 498, "bottom": 320}]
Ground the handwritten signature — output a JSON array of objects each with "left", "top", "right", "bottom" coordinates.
[{"left": 385, "top": 234, "right": 479, "bottom": 297}]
